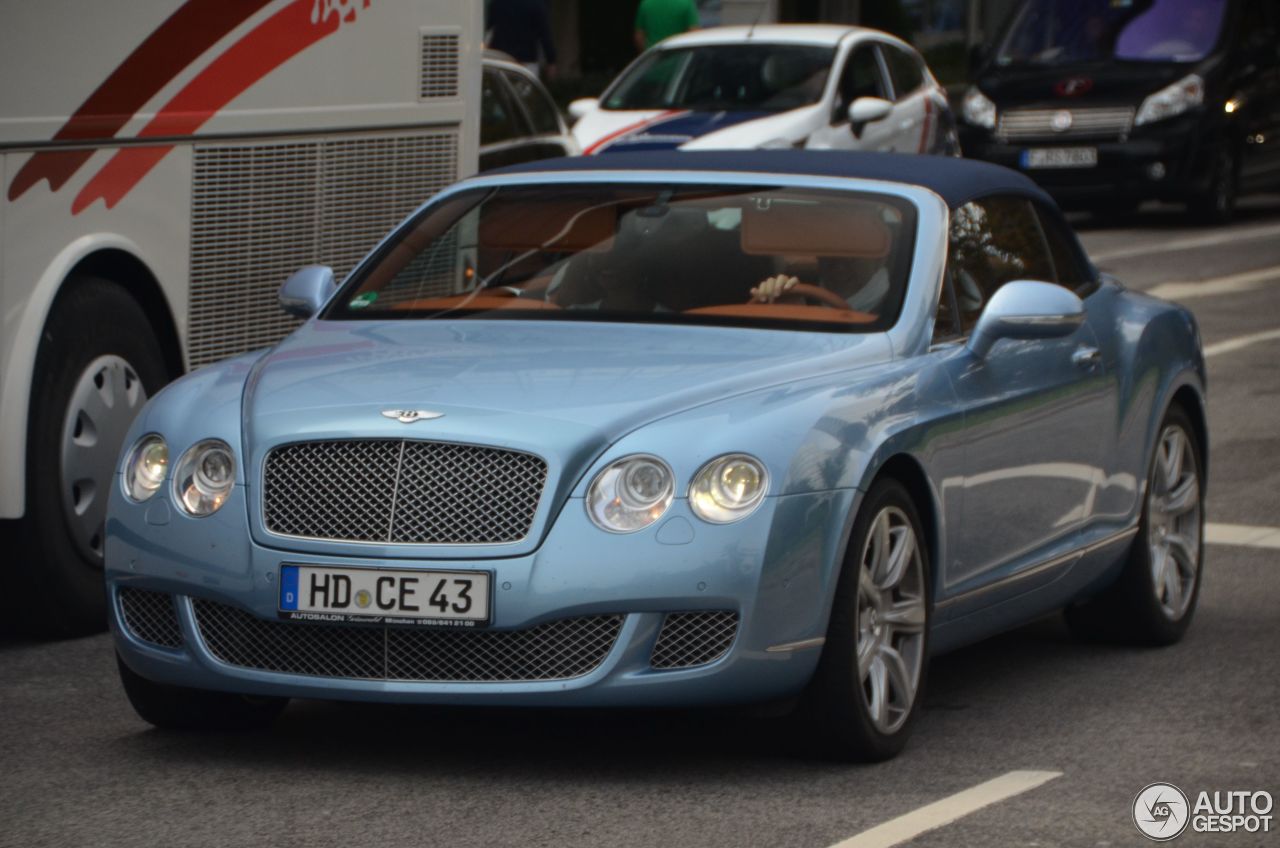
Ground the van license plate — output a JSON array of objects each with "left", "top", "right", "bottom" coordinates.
[{"left": 1021, "top": 147, "right": 1098, "bottom": 169}]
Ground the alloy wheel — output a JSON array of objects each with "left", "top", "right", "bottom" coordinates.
[
  {"left": 855, "top": 506, "right": 927, "bottom": 735},
  {"left": 1147, "top": 424, "right": 1201, "bottom": 621}
]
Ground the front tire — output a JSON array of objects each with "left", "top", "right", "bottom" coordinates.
[
  {"left": 802, "top": 479, "right": 931, "bottom": 761},
  {"left": 1190, "top": 144, "right": 1238, "bottom": 225},
  {"left": 1066, "top": 405, "right": 1204, "bottom": 645},
  {"left": 117, "top": 655, "right": 288, "bottom": 731},
  {"left": 12, "top": 278, "right": 171, "bottom": 637}
]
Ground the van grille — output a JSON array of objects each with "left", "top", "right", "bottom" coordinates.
[
  {"left": 188, "top": 131, "right": 458, "bottom": 368},
  {"left": 997, "top": 107, "right": 1134, "bottom": 141}
]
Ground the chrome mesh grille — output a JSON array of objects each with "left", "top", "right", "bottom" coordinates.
[
  {"left": 650, "top": 611, "right": 739, "bottom": 669},
  {"left": 193, "top": 599, "right": 622, "bottom": 681},
  {"left": 119, "top": 588, "right": 183, "bottom": 648},
  {"left": 188, "top": 131, "right": 459, "bottom": 368},
  {"left": 263, "top": 439, "right": 548, "bottom": 544},
  {"left": 997, "top": 107, "right": 1134, "bottom": 141},
  {"left": 419, "top": 31, "right": 461, "bottom": 99}
]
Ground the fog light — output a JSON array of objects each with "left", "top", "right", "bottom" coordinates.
[{"left": 1147, "top": 162, "right": 1167, "bottom": 180}]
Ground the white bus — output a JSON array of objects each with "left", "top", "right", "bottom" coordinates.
[{"left": 0, "top": 0, "right": 482, "bottom": 634}]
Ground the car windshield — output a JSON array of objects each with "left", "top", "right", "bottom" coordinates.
[
  {"left": 997, "top": 0, "right": 1227, "bottom": 65},
  {"left": 326, "top": 183, "right": 917, "bottom": 334},
  {"left": 604, "top": 44, "right": 835, "bottom": 112}
]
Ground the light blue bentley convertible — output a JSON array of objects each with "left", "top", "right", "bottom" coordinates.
[{"left": 107, "top": 151, "right": 1206, "bottom": 761}]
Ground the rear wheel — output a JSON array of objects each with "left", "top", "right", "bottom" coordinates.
[
  {"left": 1066, "top": 405, "right": 1204, "bottom": 645},
  {"left": 802, "top": 479, "right": 930, "bottom": 761},
  {"left": 117, "top": 655, "right": 288, "bottom": 731},
  {"left": 11, "top": 278, "right": 171, "bottom": 636}
]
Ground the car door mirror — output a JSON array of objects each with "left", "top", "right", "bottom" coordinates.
[
  {"left": 278, "top": 266, "right": 336, "bottom": 319},
  {"left": 567, "top": 97, "right": 598, "bottom": 121},
  {"left": 847, "top": 96, "right": 892, "bottom": 135},
  {"left": 966, "top": 280, "right": 1085, "bottom": 359}
]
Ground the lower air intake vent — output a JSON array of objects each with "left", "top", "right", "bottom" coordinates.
[
  {"left": 650, "top": 611, "right": 739, "bottom": 669},
  {"left": 193, "top": 599, "right": 623, "bottom": 682},
  {"left": 119, "top": 588, "right": 183, "bottom": 648}
]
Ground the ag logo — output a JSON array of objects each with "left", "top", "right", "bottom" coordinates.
[{"left": 1134, "top": 783, "right": 1191, "bottom": 841}]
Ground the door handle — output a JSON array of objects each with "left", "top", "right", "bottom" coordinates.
[{"left": 1072, "top": 346, "right": 1101, "bottom": 368}]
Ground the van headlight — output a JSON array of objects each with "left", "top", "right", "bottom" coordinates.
[
  {"left": 962, "top": 86, "right": 997, "bottom": 129},
  {"left": 1136, "top": 74, "right": 1204, "bottom": 126},
  {"left": 586, "top": 454, "right": 674, "bottom": 533},
  {"left": 123, "top": 435, "right": 168, "bottom": 502},
  {"left": 172, "top": 439, "right": 236, "bottom": 516},
  {"left": 689, "top": 454, "right": 768, "bottom": 523}
]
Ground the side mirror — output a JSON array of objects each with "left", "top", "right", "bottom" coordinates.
[
  {"left": 966, "top": 280, "right": 1084, "bottom": 359},
  {"left": 278, "top": 266, "right": 336, "bottom": 319},
  {"left": 847, "top": 96, "right": 893, "bottom": 134},
  {"left": 567, "top": 97, "right": 599, "bottom": 121}
]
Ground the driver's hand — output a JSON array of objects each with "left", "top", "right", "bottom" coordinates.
[{"left": 750, "top": 275, "right": 799, "bottom": 303}]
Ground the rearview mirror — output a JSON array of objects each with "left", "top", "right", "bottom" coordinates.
[
  {"left": 848, "top": 96, "right": 892, "bottom": 133},
  {"left": 966, "top": 280, "right": 1084, "bottom": 359},
  {"left": 278, "top": 266, "right": 336, "bottom": 319},
  {"left": 567, "top": 97, "right": 599, "bottom": 121}
]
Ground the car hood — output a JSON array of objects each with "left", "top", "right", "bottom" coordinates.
[
  {"left": 977, "top": 60, "right": 1192, "bottom": 108},
  {"left": 241, "top": 319, "right": 889, "bottom": 556},
  {"left": 246, "top": 318, "right": 886, "bottom": 438}
]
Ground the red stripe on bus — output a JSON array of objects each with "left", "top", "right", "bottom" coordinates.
[
  {"left": 583, "top": 110, "right": 687, "bottom": 155},
  {"left": 7, "top": 0, "right": 272, "bottom": 202},
  {"left": 73, "top": 0, "right": 352, "bottom": 214}
]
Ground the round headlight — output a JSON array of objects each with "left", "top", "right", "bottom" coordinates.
[
  {"left": 586, "top": 454, "right": 674, "bottom": 533},
  {"left": 123, "top": 435, "right": 168, "bottom": 502},
  {"left": 689, "top": 454, "right": 768, "bottom": 523},
  {"left": 173, "top": 439, "right": 236, "bottom": 516}
]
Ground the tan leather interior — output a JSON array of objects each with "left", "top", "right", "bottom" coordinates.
[
  {"left": 741, "top": 202, "right": 890, "bottom": 258},
  {"left": 684, "top": 303, "right": 877, "bottom": 323}
]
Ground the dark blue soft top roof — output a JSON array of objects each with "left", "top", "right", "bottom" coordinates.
[{"left": 487, "top": 150, "right": 1055, "bottom": 210}]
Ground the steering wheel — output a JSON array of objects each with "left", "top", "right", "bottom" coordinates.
[{"left": 749, "top": 282, "right": 853, "bottom": 311}]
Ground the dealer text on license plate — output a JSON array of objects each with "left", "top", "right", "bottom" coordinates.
[
  {"left": 1021, "top": 147, "right": 1098, "bottom": 169},
  {"left": 279, "top": 564, "right": 490, "bottom": 626}
]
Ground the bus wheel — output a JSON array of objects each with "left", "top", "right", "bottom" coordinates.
[{"left": 15, "top": 277, "right": 170, "bottom": 636}]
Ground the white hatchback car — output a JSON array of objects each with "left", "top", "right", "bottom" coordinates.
[{"left": 569, "top": 25, "right": 959, "bottom": 156}]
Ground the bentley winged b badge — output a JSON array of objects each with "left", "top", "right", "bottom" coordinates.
[{"left": 381, "top": 409, "right": 445, "bottom": 423}]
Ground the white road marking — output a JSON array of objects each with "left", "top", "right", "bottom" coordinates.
[
  {"left": 1146, "top": 265, "right": 1280, "bottom": 301},
  {"left": 828, "top": 770, "right": 1062, "bottom": 848},
  {"left": 1203, "top": 327, "right": 1280, "bottom": 358},
  {"left": 1205, "top": 523, "right": 1280, "bottom": 550},
  {"left": 1090, "top": 221, "right": 1280, "bottom": 263}
]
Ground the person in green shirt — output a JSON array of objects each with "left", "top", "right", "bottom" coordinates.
[{"left": 634, "top": 0, "right": 700, "bottom": 51}]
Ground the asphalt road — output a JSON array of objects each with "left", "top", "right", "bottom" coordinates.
[{"left": 3, "top": 198, "right": 1279, "bottom": 848}]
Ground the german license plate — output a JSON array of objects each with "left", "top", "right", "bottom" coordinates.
[
  {"left": 1021, "top": 147, "right": 1098, "bottom": 169},
  {"left": 279, "top": 564, "right": 490, "bottom": 627}
]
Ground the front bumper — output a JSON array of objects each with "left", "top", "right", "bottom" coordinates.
[
  {"left": 107, "top": 485, "right": 856, "bottom": 707},
  {"left": 959, "top": 113, "right": 1218, "bottom": 205}
]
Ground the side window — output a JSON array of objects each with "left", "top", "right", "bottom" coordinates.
[
  {"left": 504, "top": 70, "right": 561, "bottom": 136},
  {"left": 948, "top": 196, "right": 1057, "bottom": 333},
  {"left": 481, "top": 69, "right": 524, "bottom": 146},
  {"left": 835, "top": 46, "right": 887, "bottom": 118},
  {"left": 884, "top": 45, "right": 925, "bottom": 100},
  {"left": 1034, "top": 206, "right": 1095, "bottom": 295}
]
